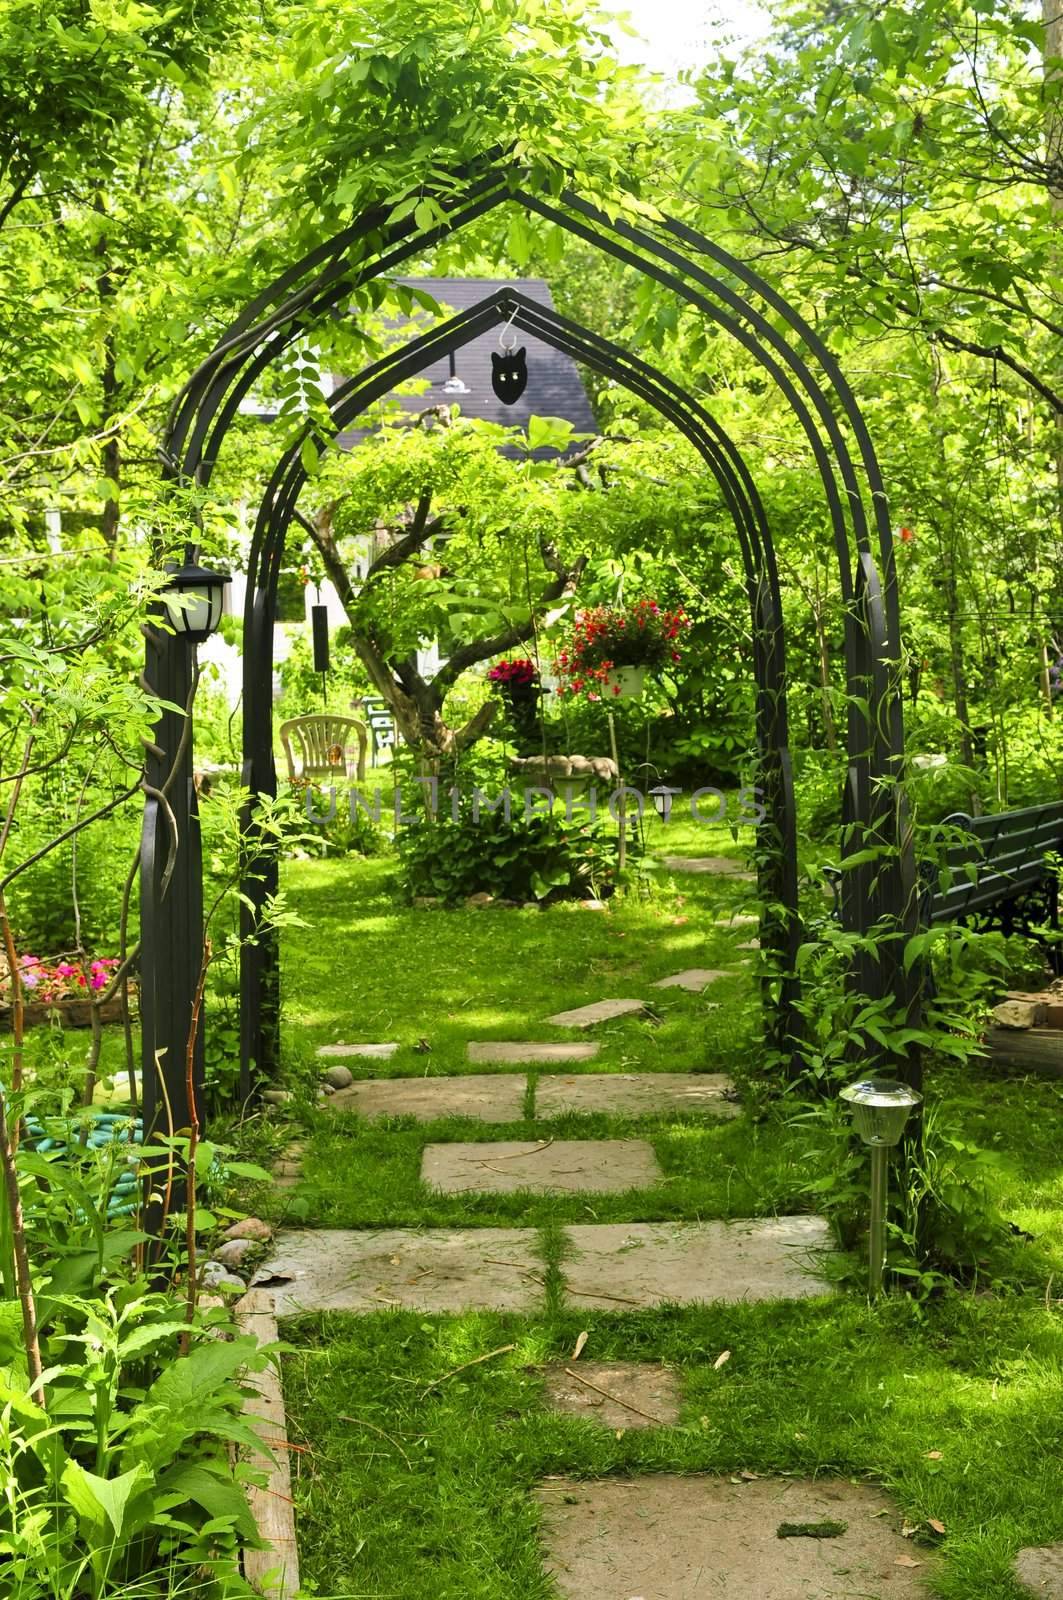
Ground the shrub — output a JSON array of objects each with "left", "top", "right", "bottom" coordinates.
[{"left": 396, "top": 806, "right": 622, "bottom": 904}]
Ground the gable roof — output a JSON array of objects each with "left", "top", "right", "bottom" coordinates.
[{"left": 333, "top": 277, "right": 598, "bottom": 452}]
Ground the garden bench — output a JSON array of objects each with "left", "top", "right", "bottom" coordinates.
[
  {"left": 825, "top": 801, "right": 1063, "bottom": 968},
  {"left": 279, "top": 714, "right": 368, "bottom": 785}
]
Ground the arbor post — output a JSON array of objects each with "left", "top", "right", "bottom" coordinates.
[{"left": 139, "top": 617, "right": 206, "bottom": 1235}]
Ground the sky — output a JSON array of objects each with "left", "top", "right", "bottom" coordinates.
[{"left": 608, "top": 0, "right": 772, "bottom": 78}]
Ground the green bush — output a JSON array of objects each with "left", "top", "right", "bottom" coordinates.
[{"left": 395, "top": 806, "right": 622, "bottom": 904}]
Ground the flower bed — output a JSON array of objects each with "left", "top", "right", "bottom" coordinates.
[{"left": 0, "top": 954, "right": 135, "bottom": 1028}]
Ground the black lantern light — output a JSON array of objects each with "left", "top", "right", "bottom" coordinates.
[
  {"left": 648, "top": 784, "right": 682, "bottom": 823},
  {"left": 160, "top": 545, "right": 230, "bottom": 644}
]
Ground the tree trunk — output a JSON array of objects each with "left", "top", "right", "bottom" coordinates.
[
  {"left": 95, "top": 194, "right": 119, "bottom": 552},
  {"left": 1045, "top": 0, "right": 1063, "bottom": 536}
]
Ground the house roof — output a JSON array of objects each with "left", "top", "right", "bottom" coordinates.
[{"left": 333, "top": 277, "right": 598, "bottom": 453}]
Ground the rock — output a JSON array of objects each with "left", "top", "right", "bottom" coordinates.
[
  {"left": 992, "top": 1000, "right": 1042, "bottom": 1030},
  {"left": 522, "top": 901, "right": 541, "bottom": 911},
  {"left": 412, "top": 896, "right": 440, "bottom": 909},
  {"left": 261, "top": 1089, "right": 291, "bottom": 1105},
  {"left": 200, "top": 1261, "right": 246, "bottom": 1292},
  {"left": 320, "top": 1080, "right": 336, "bottom": 1095},
  {"left": 224, "top": 1217, "right": 272, "bottom": 1243},
  {"left": 1015, "top": 1544, "right": 1063, "bottom": 1597},
  {"left": 322, "top": 1064, "right": 354, "bottom": 1089},
  {"left": 493, "top": 898, "right": 519, "bottom": 909},
  {"left": 215, "top": 1238, "right": 256, "bottom": 1270},
  {"left": 465, "top": 892, "right": 494, "bottom": 909},
  {"left": 580, "top": 899, "right": 608, "bottom": 911}
]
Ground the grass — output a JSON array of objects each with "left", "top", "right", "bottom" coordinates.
[
  {"left": 270, "top": 817, "right": 1063, "bottom": 1599},
  {"left": 283, "top": 1295, "right": 1063, "bottom": 1599}
]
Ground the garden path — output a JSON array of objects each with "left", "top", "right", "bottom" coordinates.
[{"left": 251, "top": 836, "right": 948, "bottom": 1597}]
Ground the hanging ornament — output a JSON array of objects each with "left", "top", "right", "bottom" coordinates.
[
  {"left": 491, "top": 346, "right": 527, "bottom": 404},
  {"left": 491, "top": 306, "right": 527, "bottom": 404}
]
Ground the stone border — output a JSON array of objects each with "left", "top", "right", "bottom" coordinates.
[{"left": 236, "top": 1289, "right": 300, "bottom": 1600}]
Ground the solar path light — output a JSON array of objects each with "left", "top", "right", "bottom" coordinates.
[{"left": 839, "top": 1077, "right": 923, "bottom": 1298}]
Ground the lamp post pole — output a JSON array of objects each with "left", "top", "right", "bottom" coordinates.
[
  {"left": 868, "top": 1144, "right": 889, "bottom": 1299},
  {"left": 139, "top": 548, "right": 229, "bottom": 1237}
]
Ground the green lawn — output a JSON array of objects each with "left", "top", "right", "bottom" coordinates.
[{"left": 272, "top": 825, "right": 1063, "bottom": 1600}]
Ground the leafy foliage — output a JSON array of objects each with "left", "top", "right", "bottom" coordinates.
[{"left": 395, "top": 807, "right": 623, "bottom": 905}]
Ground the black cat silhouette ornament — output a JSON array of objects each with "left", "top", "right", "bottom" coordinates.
[{"left": 491, "top": 346, "right": 527, "bottom": 405}]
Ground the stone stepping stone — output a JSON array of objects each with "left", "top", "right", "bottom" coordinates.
[
  {"left": 251, "top": 1227, "right": 544, "bottom": 1316},
  {"left": 537, "top": 1475, "right": 929, "bottom": 1599},
  {"left": 468, "top": 1041, "right": 599, "bottom": 1065},
  {"left": 651, "top": 969, "right": 729, "bottom": 992},
  {"left": 536, "top": 1072, "right": 738, "bottom": 1120},
  {"left": 328, "top": 1073, "right": 526, "bottom": 1123},
  {"left": 1016, "top": 1546, "right": 1063, "bottom": 1597},
  {"left": 271, "top": 1142, "right": 306, "bottom": 1191},
  {"left": 546, "top": 999, "right": 645, "bottom": 1028},
  {"left": 316, "top": 1042, "right": 398, "bottom": 1060},
  {"left": 716, "top": 913, "right": 759, "bottom": 927},
  {"left": 422, "top": 1139, "right": 662, "bottom": 1195},
  {"left": 542, "top": 1361, "right": 680, "bottom": 1430},
  {"left": 738, "top": 939, "right": 760, "bottom": 950},
  {"left": 661, "top": 855, "right": 756, "bottom": 880},
  {"left": 560, "top": 1217, "right": 833, "bottom": 1307}
]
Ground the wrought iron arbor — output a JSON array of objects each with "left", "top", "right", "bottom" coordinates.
[{"left": 141, "top": 160, "right": 922, "bottom": 1149}]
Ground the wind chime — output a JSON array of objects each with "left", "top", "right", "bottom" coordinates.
[{"left": 311, "top": 592, "right": 329, "bottom": 707}]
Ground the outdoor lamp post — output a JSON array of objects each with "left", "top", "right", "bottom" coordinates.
[
  {"left": 139, "top": 543, "right": 229, "bottom": 1242},
  {"left": 839, "top": 1077, "right": 923, "bottom": 1298},
  {"left": 159, "top": 545, "right": 230, "bottom": 643},
  {"left": 648, "top": 784, "right": 682, "bottom": 822}
]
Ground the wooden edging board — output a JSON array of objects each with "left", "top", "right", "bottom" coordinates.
[{"left": 235, "top": 1288, "right": 301, "bottom": 1599}]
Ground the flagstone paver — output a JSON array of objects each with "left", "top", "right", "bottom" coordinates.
[
  {"left": 422, "top": 1139, "right": 662, "bottom": 1194},
  {"left": 661, "top": 855, "right": 756, "bottom": 880},
  {"left": 468, "top": 1041, "right": 599, "bottom": 1065},
  {"left": 651, "top": 968, "right": 729, "bottom": 992},
  {"left": 251, "top": 1227, "right": 545, "bottom": 1315},
  {"left": 537, "top": 1475, "right": 930, "bottom": 1599},
  {"left": 316, "top": 1042, "right": 399, "bottom": 1060},
  {"left": 560, "top": 1217, "right": 833, "bottom": 1307},
  {"left": 535, "top": 1072, "right": 738, "bottom": 1120},
  {"left": 542, "top": 1361, "right": 681, "bottom": 1430},
  {"left": 545, "top": 999, "right": 645, "bottom": 1028},
  {"left": 328, "top": 1073, "right": 526, "bottom": 1123},
  {"left": 1015, "top": 1545, "right": 1063, "bottom": 1597}
]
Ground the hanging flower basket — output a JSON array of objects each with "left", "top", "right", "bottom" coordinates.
[
  {"left": 554, "top": 601, "right": 689, "bottom": 700},
  {"left": 488, "top": 658, "right": 541, "bottom": 700}
]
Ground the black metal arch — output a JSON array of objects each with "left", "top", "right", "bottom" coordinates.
[{"left": 141, "top": 159, "right": 921, "bottom": 1151}]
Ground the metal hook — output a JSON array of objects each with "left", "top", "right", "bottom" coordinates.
[{"left": 498, "top": 301, "right": 519, "bottom": 353}]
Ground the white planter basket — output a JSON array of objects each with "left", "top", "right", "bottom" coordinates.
[{"left": 602, "top": 665, "right": 647, "bottom": 700}]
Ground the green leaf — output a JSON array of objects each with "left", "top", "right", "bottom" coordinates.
[
  {"left": 145, "top": 1334, "right": 259, "bottom": 1414},
  {"left": 155, "top": 1463, "right": 258, "bottom": 1540},
  {"left": 62, "top": 1461, "right": 152, "bottom": 1538}
]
